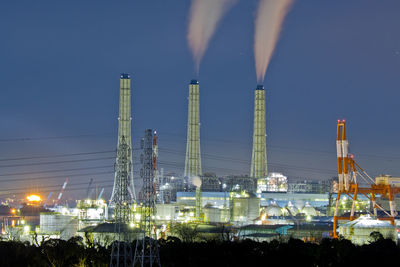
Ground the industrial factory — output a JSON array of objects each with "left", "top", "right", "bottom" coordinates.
[{"left": 1, "top": 73, "right": 399, "bottom": 250}]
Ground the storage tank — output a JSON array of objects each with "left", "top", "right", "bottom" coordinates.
[
  {"left": 40, "top": 213, "right": 78, "bottom": 240},
  {"left": 232, "top": 194, "right": 260, "bottom": 223},
  {"left": 265, "top": 204, "right": 282, "bottom": 217},
  {"left": 203, "top": 207, "right": 229, "bottom": 223},
  {"left": 338, "top": 215, "right": 397, "bottom": 245},
  {"left": 301, "top": 202, "right": 318, "bottom": 216}
]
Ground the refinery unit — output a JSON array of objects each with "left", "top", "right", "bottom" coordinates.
[{"left": 1, "top": 75, "right": 400, "bottom": 247}]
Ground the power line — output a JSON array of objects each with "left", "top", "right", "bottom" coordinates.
[
  {"left": 0, "top": 156, "right": 114, "bottom": 168},
  {"left": 0, "top": 150, "right": 114, "bottom": 162},
  {"left": 0, "top": 178, "right": 114, "bottom": 194},
  {"left": 0, "top": 171, "right": 114, "bottom": 184},
  {"left": 0, "top": 183, "right": 115, "bottom": 199},
  {"left": 0, "top": 133, "right": 114, "bottom": 142},
  {"left": 0, "top": 165, "right": 114, "bottom": 177},
  {"left": 158, "top": 150, "right": 337, "bottom": 174}
]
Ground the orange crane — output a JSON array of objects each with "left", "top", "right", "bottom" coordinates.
[{"left": 332, "top": 120, "right": 400, "bottom": 238}]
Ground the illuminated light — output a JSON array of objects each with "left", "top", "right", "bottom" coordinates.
[
  {"left": 134, "top": 214, "right": 141, "bottom": 221},
  {"left": 11, "top": 220, "right": 15, "bottom": 227},
  {"left": 20, "top": 220, "right": 25, "bottom": 225},
  {"left": 27, "top": 194, "right": 41, "bottom": 202},
  {"left": 129, "top": 222, "right": 134, "bottom": 228},
  {"left": 10, "top": 208, "right": 16, "bottom": 214},
  {"left": 24, "top": 225, "right": 30, "bottom": 233},
  {"left": 306, "top": 215, "right": 312, "bottom": 222}
]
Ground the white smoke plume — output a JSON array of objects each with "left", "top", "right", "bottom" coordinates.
[
  {"left": 188, "top": 0, "right": 237, "bottom": 74},
  {"left": 191, "top": 176, "right": 202, "bottom": 188},
  {"left": 254, "top": 0, "right": 294, "bottom": 83}
]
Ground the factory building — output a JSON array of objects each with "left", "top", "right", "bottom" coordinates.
[
  {"left": 225, "top": 176, "right": 257, "bottom": 193},
  {"left": 257, "top": 172, "right": 288, "bottom": 193},
  {"left": 287, "top": 179, "right": 333, "bottom": 194}
]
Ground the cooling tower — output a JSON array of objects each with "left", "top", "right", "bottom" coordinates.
[
  {"left": 250, "top": 85, "right": 268, "bottom": 178},
  {"left": 184, "top": 80, "right": 202, "bottom": 177}
]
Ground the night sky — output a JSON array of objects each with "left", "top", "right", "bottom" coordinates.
[{"left": 1, "top": 0, "right": 400, "bottom": 200}]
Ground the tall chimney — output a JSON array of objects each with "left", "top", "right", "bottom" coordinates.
[
  {"left": 250, "top": 85, "right": 268, "bottom": 178},
  {"left": 184, "top": 79, "right": 202, "bottom": 177},
  {"left": 110, "top": 73, "right": 136, "bottom": 214}
]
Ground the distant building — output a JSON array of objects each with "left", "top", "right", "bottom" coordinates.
[
  {"left": 257, "top": 172, "right": 288, "bottom": 193},
  {"left": 201, "top": 173, "right": 221, "bottom": 192},
  {"left": 288, "top": 179, "right": 333, "bottom": 194},
  {"left": 224, "top": 176, "right": 256, "bottom": 193}
]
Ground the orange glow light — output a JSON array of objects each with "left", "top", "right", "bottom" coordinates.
[
  {"left": 27, "top": 194, "right": 41, "bottom": 202},
  {"left": 10, "top": 208, "right": 16, "bottom": 214}
]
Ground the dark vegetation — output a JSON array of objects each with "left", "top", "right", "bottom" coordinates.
[{"left": 0, "top": 235, "right": 398, "bottom": 267}]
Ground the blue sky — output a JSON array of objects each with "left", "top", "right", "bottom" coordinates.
[{"left": 0, "top": 0, "right": 399, "bottom": 199}]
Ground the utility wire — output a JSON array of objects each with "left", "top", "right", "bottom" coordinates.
[
  {"left": 0, "top": 165, "right": 114, "bottom": 177},
  {"left": 0, "top": 157, "right": 115, "bottom": 168},
  {"left": 0, "top": 150, "right": 114, "bottom": 162},
  {"left": 0, "top": 178, "right": 114, "bottom": 194},
  {"left": 0, "top": 133, "right": 114, "bottom": 142},
  {"left": 0, "top": 170, "right": 115, "bottom": 184}
]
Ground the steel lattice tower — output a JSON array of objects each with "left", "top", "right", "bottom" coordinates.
[
  {"left": 250, "top": 85, "right": 268, "bottom": 178},
  {"left": 111, "top": 73, "right": 136, "bottom": 206},
  {"left": 110, "top": 74, "right": 135, "bottom": 267},
  {"left": 184, "top": 80, "right": 202, "bottom": 178},
  {"left": 133, "top": 129, "right": 161, "bottom": 267}
]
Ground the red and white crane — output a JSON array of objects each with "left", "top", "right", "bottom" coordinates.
[
  {"left": 332, "top": 120, "right": 400, "bottom": 238},
  {"left": 55, "top": 178, "right": 68, "bottom": 206}
]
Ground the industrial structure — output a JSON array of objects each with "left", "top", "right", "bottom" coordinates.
[
  {"left": 110, "top": 74, "right": 136, "bottom": 267},
  {"left": 184, "top": 80, "right": 202, "bottom": 178},
  {"left": 251, "top": 85, "right": 268, "bottom": 180},
  {"left": 3, "top": 74, "right": 400, "bottom": 248},
  {"left": 332, "top": 120, "right": 400, "bottom": 238},
  {"left": 110, "top": 73, "right": 136, "bottom": 205},
  {"left": 133, "top": 129, "right": 161, "bottom": 267}
]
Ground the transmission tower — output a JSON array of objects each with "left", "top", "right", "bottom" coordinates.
[
  {"left": 110, "top": 137, "right": 134, "bottom": 267},
  {"left": 110, "top": 72, "right": 136, "bottom": 267},
  {"left": 133, "top": 129, "right": 161, "bottom": 267}
]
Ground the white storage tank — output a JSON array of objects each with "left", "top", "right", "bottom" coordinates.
[
  {"left": 40, "top": 213, "right": 78, "bottom": 240},
  {"left": 338, "top": 215, "right": 397, "bottom": 245}
]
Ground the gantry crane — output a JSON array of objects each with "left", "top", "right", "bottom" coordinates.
[{"left": 332, "top": 120, "right": 400, "bottom": 238}]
